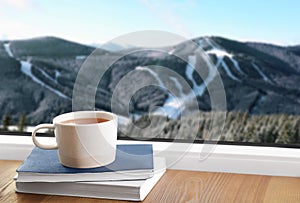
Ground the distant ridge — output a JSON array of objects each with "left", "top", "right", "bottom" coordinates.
[{"left": 8, "top": 36, "right": 98, "bottom": 57}]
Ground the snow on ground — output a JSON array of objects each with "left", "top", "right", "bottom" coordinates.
[
  {"left": 185, "top": 55, "right": 216, "bottom": 97},
  {"left": 204, "top": 38, "right": 240, "bottom": 81},
  {"left": 168, "top": 49, "right": 175, "bottom": 55},
  {"left": 2, "top": 43, "right": 69, "bottom": 99},
  {"left": 135, "top": 66, "right": 183, "bottom": 119},
  {"left": 197, "top": 60, "right": 218, "bottom": 95},
  {"left": 185, "top": 55, "right": 198, "bottom": 92},
  {"left": 40, "top": 68, "right": 58, "bottom": 84},
  {"left": 229, "top": 57, "right": 245, "bottom": 75},
  {"left": 184, "top": 53, "right": 219, "bottom": 99},
  {"left": 206, "top": 49, "right": 233, "bottom": 58},
  {"left": 20, "top": 61, "right": 70, "bottom": 99},
  {"left": 0, "top": 125, "right": 49, "bottom": 133},
  {"left": 76, "top": 55, "right": 87, "bottom": 60},
  {"left": 205, "top": 38, "right": 245, "bottom": 76},
  {"left": 251, "top": 95, "right": 266, "bottom": 113},
  {"left": 198, "top": 39, "right": 204, "bottom": 48},
  {"left": 3, "top": 43, "right": 14, "bottom": 57},
  {"left": 155, "top": 52, "right": 219, "bottom": 119},
  {"left": 118, "top": 115, "right": 131, "bottom": 126},
  {"left": 40, "top": 68, "right": 61, "bottom": 84},
  {"left": 135, "top": 66, "right": 165, "bottom": 87},
  {"left": 136, "top": 66, "right": 190, "bottom": 118},
  {"left": 204, "top": 37, "right": 232, "bottom": 57},
  {"left": 55, "top": 70, "right": 61, "bottom": 81},
  {"left": 151, "top": 43, "right": 224, "bottom": 119},
  {"left": 221, "top": 61, "right": 240, "bottom": 81},
  {"left": 252, "top": 63, "right": 272, "bottom": 83},
  {"left": 153, "top": 96, "right": 183, "bottom": 119}
]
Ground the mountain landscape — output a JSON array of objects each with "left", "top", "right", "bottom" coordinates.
[{"left": 0, "top": 36, "right": 299, "bottom": 143}]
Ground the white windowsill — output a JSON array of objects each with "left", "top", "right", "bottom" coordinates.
[{"left": 1, "top": 135, "right": 300, "bottom": 177}]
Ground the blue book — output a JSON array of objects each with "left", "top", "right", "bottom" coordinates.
[{"left": 17, "top": 144, "right": 154, "bottom": 182}]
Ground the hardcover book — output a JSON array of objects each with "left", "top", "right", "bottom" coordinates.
[
  {"left": 15, "top": 157, "right": 166, "bottom": 201},
  {"left": 17, "top": 144, "right": 154, "bottom": 182}
]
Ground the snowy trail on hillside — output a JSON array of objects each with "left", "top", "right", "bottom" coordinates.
[
  {"left": 3, "top": 43, "right": 14, "bottom": 57},
  {"left": 39, "top": 68, "right": 58, "bottom": 84},
  {"left": 136, "top": 66, "right": 184, "bottom": 119},
  {"left": 252, "top": 63, "right": 273, "bottom": 83},
  {"left": 185, "top": 56, "right": 200, "bottom": 94},
  {"left": 3, "top": 43, "right": 69, "bottom": 99},
  {"left": 229, "top": 57, "right": 245, "bottom": 75},
  {"left": 221, "top": 61, "right": 239, "bottom": 81},
  {"left": 204, "top": 38, "right": 243, "bottom": 79},
  {"left": 40, "top": 68, "right": 62, "bottom": 84},
  {"left": 136, "top": 66, "right": 165, "bottom": 87},
  {"left": 20, "top": 61, "right": 69, "bottom": 99},
  {"left": 185, "top": 54, "right": 219, "bottom": 97},
  {"left": 143, "top": 39, "right": 226, "bottom": 119},
  {"left": 153, "top": 51, "right": 220, "bottom": 118}
]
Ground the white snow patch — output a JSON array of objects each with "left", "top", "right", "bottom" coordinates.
[
  {"left": 185, "top": 55, "right": 197, "bottom": 89},
  {"left": 251, "top": 95, "right": 266, "bottom": 113},
  {"left": 204, "top": 38, "right": 241, "bottom": 81},
  {"left": 168, "top": 48, "right": 175, "bottom": 55},
  {"left": 185, "top": 55, "right": 206, "bottom": 96},
  {"left": 3, "top": 43, "right": 14, "bottom": 57},
  {"left": 39, "top": 68, "right": 57, "bottom": 84},
  {"left": 221, "top": 61, "right": 240, "bottom": 81},
  {"left": 153, "top": 96, "right": 183, "bottom": 119},
  {"left": 156, "top": 54, "right": 211, "bottom": 119},
  {"left": 118, "top": 115, "right": 131, "bottom": 126},
  {"left": 40, "top": 68, "right": 62, "bottom": 84},
  {"left": 0, "top": 125, "right": 48, "bottom": 133},
  {"left": 198, "top": 39, "right": 204, "bottom": 48},
  {"left": 205, "top": 37, "right": 216, "bottom": 48},
  {"left": 135, "top": 66, "right": 185, "bottom": 119},
  {"left": 20, "top": 61, "right": 69, "bottom": 99},
  {"left": 252, "top": 63, "right": 272, "bottom": 83},
  {"left": 205, "top": 38, "right": 233, "bottom": 58},
  {"left": 135, "top": 66, "right": 165, "bottom": 87},
  {"left": 185, "top": 54, "right": 219, "bottom": 98},
  {"left": 55, "top": 70, "right": 61, "bottom": 80},
  {"left": 206, "top": 49, "right": 233, "bottom": 58},
  {"left": 76, "top": 55, "right": 87, "bottom": 60},
  {"left": 3, "top": 41, "right": 69, "bottom": 99},
  {"left": 229, "top": 57, "right": 245, "bottom": 75}
]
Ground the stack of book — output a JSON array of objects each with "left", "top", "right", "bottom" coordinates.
[{"left": 15, "top": 144, "right": 166, "bottom": 201}]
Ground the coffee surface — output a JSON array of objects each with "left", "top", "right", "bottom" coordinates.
[{"left": 61, "top": 118, "right": 109, "bottom": 124}]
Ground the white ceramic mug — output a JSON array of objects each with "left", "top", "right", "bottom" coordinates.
[{"left": 31, "top": 111, "right": 118, "bottom": 168}]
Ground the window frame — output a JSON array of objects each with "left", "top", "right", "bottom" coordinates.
[{"left": 1, "top": 134, "right": 300, "bottom": 177}]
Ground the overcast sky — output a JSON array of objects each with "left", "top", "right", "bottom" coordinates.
[{"left": 0, "top": 0, "right": 299, "bottom": 45}]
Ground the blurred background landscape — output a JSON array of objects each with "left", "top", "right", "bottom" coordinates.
[
  {"left": 0, "top": 0, "right": 299, "bottom": 144},
  {"left": 0, "top": 36, "right": 299, "bottom": 144}
]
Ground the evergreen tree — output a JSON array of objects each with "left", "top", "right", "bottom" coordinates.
[
  {"left": 2, "top": 114, "right": 11, "bottom": 131},
  {"left": 18, "top": 113, "right": 26, "bottom": 132}
]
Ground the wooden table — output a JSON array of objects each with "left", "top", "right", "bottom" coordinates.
[{"left": 1, "top": 160, "right": 300, "bottom": 203}]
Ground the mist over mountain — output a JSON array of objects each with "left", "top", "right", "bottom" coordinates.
[{"left": 0, "top": 36, "right": 300, "bottom": 125}]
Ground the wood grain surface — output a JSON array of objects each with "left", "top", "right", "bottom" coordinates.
[{"left": 1, "top": 160, "right": 300, "bottom": 203}]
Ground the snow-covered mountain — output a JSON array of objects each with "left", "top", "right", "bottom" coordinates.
[{"left": 0, "top": 36, "right": 299, "bottom": 124}]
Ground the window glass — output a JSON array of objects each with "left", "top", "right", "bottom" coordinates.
[{"left": 0, "top": 1, "right": 299, "bottom": 146}]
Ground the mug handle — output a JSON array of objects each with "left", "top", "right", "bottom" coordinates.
[{"left": 32, "top": 124, "right": 58, "bottom": 150}]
